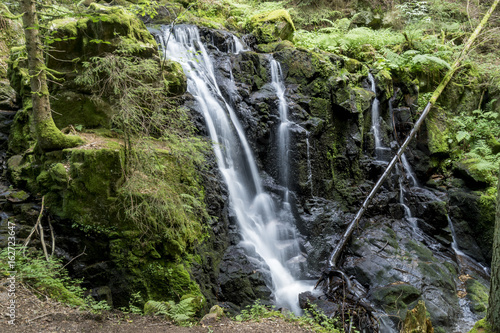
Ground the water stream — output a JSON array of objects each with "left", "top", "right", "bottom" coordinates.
[
  {"left": 270, "top": 58, "right": 291, "bottom": 203},
  {"left": 368, "top": 73, "right": 390, "bottom": 161},
  {"left": 153, "top": 25, "right": 311, "bottom": 313}
]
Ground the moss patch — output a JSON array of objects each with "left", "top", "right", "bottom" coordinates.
[{"left": 248, "top": 9, "right": 296, "bottom": 44}]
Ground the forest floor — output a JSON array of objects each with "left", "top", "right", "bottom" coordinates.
[{"left": 0, "top": 279, "right": 314, "bottom": 333}]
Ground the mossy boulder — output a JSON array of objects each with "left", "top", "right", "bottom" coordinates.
[
  {"left": 47, "top": 3, "right": 157, "bottom": 72},
  {"left": 162, "top": 60, "right": 187, "bottom": 96},
  {"left": 370, "top": 282, "right": 421, "bottom": 316},
  {"left": 0, "top": 4, "right": 23, "bottom": 80},
  {"left": 50, "top": 91, "right": 114, "bottom": 129},
  {"left": 0, "top": 81, "right": 18, "bottom": 110},
  {"left": 465, "top": 278, "right": 489, "bottom": 315},
  {"left": 401, "top": 300, "right": 434, "bottom": 333},
  {"left": 332, "top": 83, "right": 373, "bottom": 114},
  {"left": 468, "top": 318, "right": 494, "bottom": 333},
  {"left": 425, "top": 107, "right": 450, "bottom": 156},
  {"left": 248, "top": 9, "right": 295, "bottom": 44}
]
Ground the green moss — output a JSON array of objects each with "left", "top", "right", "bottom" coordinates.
[
  {"left": 50, "top": 92, "right": 113, "bottom": 129},
  {"left": 36, "top": 118, "right": 84, "bottom": 151},
  {"left": 406, "top": 240, "right": 435, "bottom": 262},
  {"left": 466, "top": 279, "right": 489, "bottom": 314},
  {"left": 426, "top": 107, "right": 450, "bottom": 155},
  {"left": 254, "top": 40, "right": 295, "bottom": 53},
  {"left": 371, "top": 283, "right": 421, "bottom": 313},
  {"left": 248, "top": 9, "right": 296, "bottom": 44},
  {"left": 468, "top": 318, "right": 493, "bottom": 333},
  {"left": 162, "top": 60, "right": 187, "bottom": 96}
]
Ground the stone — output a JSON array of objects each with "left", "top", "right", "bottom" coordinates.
[
  {"left": 400, "top": 300, "right": 434, "bottom": 333},
  {"left": 200, "top": 305, "right": 225, "bottom": 325},
  {"left": 248, "top": 9, "right": 295, "bottom": 44}
]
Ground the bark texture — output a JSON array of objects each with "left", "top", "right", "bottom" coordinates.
[
  {"left": 488, "top": 171, "right": 500, "bottom": 331},
  {"left": 21, "top": 0, "right": 82, "bottom": 151}
]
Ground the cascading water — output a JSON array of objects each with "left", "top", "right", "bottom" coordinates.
[
  {"left": 270, "top": 59, "right": 291, "bottom": 203},
  {"left": 368, "top": 73, "right": 390, "bottom": 161},
  {"left": 153, "top": 25, "right": 311, "bottom": 313}
]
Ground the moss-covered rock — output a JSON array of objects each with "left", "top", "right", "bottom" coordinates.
[
  {"left": 370, "top": 282, "right": 421, "bottom": 316},
  {"left": 50, "top": 91, "right": 114, "bottom": 129},
  {"left": 47, "top": 3, "right": 157, "bottom": 72},
  {"left": 162, "top": 60, "right": 187, "bottom": 96},
  {"left": 401, "top": 300, "right": 434, "bottom": 333},
  {"left": 425, "top": 107, "right": 450, "bottom": 156},
  {"left": 468, "top": 317, "right": 493, "bottom": 333},
  {"left": 248, "top": 9, "right": 295, "bottom": 44},
  {"left": 466, "top": 278, "right": 489, "bottom": 315}
]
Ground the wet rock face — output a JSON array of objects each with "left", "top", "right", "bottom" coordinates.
[
  {"left": 342, "top": 218, "right": 462, "bottom": 331},
  {"left": 217, "top": 245, "right": 272, "bottom": 308}
]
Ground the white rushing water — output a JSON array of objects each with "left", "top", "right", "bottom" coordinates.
[
  {"left": 368, "top": 73, "right": 390, "bottom": 161},
  {"left": 154, "top": 25, "right": 311, "bottom": 313},
  {"left": 270, "top": 58, "right": 291, "bottom": 203}
]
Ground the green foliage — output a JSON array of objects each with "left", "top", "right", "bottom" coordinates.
[
  {"left": 295, "top": 24, "right": 404, "bottom": 56},
  {"left": 396, "top": 0, "right": 431, "bottom": 23},
  {"left": 451, "top": 99, "right": 500, "bottom": 185},
  {"left": 129, "top": 0, "right": 159, "bottom": 19},
  {"left": 144, "top": 298, "right": 196, "bottom": 324},
  {"left": 234, "top": 300, "right": 342, "bottom": 332},
  {"left": 0, "top": 246, "right": 110, "bottom": 312}
]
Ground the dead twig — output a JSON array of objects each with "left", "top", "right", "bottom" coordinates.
[
  {"left": 60, "top": 246, "right": 87, "bottom": 270},
  {"left": 22, "top": 196, "right": 45, "bottom": 256}
]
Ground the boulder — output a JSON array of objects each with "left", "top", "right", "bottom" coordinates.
[
  {"left": 400, "top": 300, "right": 434, "bottom": 333},
  {"left": 248, "top": 9, "right": 295, "bottom": 44}
]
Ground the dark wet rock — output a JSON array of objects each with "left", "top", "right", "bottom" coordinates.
[
  {"left": 218, "top": 245, "right": 272, "bottom": 308},
  {"left": 452, "top": 162, "right": 490, "bottom": 190},
  {"left": 449, "top": 188, "right": 491, "bottom": 263},
  {"left": 342, "top": 218, "right": 462, "bottom": 331},
  {"left": 298, "top": 291, "right": 338, "bottom": 317},
  {"left": 0, "top": 83, "right": 18, "bottom": 110}
]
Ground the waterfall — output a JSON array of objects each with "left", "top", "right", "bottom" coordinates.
[
  {"left": 270, "top": 58, "right": 290, "bottom": 203},
  {"left": 153, "top": 25, "right": 311, "bottom": 313},
  {"left": 368, "top": 73, "right": 390, "bottom": 161}
]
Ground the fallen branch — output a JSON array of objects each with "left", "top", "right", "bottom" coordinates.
[
  {"left": 21, "top": 196, "right": 45, "bottom": 257},
  {"left": 60, "top": 246, "right": 87, "bottom": 270}
]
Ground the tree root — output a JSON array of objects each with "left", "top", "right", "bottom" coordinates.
[{"left": 315, "top": 268, "right": 379, "bottom": 333}]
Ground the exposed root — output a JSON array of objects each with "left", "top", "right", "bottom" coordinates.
[{"left": 315, "top": 268, "right": 379, "bottom": 333}]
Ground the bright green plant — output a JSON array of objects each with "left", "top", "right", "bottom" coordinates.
[
  {"left": 396, "top": 0, "right": 431, "bottom": 23},
  {"left": 144, "top": 298, "right": 196, "bottom": 324},
  {"left": 0, "top": 246, "right": 110, "bottom": 312},
  {"left": 234, "top": 300, "right": 343, "bottom": 332},
  {"left": 451, "top": 99, "right": 500, "bottom": 185}
]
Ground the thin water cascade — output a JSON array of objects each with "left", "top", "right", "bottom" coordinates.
[
  {"left": 230, "top": 35, "right": 247, "bottom": 54},
  {"left": 270, "top": 58, "right": 291, "bottom": 203},
  {"left": 368, "top": 73, "right": 390, "bottom": 161},
  {"left": 154, "top": 25, "right": 311, "bottom": 313},
  {"left": 447, "top": 216, "right": 490, "bottom": 332}
]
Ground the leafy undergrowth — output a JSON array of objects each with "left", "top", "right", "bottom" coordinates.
[
  {"left": 0, "top": 247, "right": 110, "bottom": 313},
  {"left": 234, "top": 300, "right": 345, "bottom": 333}
]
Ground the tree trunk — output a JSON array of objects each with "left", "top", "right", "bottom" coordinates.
[
  {"left": 488, "top": 172, "right": 500, "bottom": 331},
  {"left": 21, "top": 0, "right": 82, "bottom": 151},
  {"left": 327, "top": 0, "right": 500, "bottom": 269}
]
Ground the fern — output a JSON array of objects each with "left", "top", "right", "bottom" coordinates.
[{"left": 145, "top": 298, "right": 195, "bottom": 323}]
